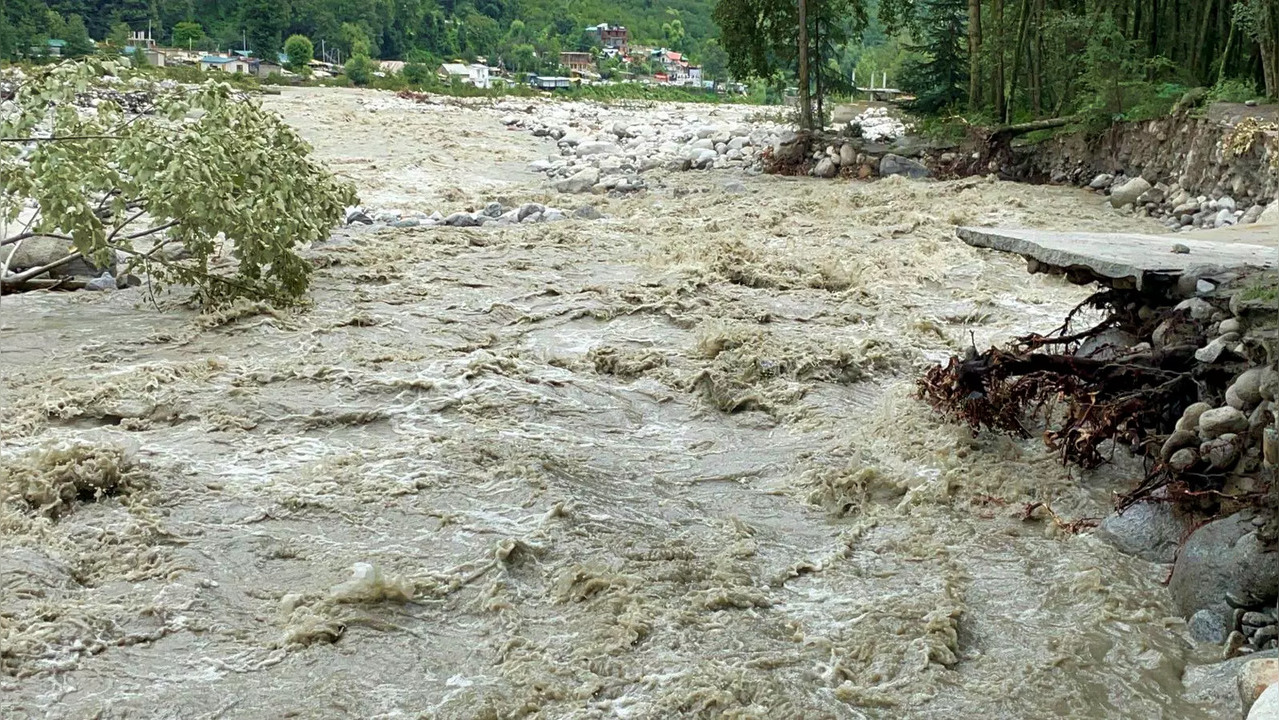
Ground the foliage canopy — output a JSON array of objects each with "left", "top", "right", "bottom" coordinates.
[{"left": 0, "top": 61, "right": 355, "bottom": 306}]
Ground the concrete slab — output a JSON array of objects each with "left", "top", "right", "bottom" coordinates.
[{"left": 958, "top": 226, "right": 1279, "bottom": 290}]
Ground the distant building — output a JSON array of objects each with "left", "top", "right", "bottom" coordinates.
[
  {"left": 378, "top": 60, "right": 406, "bottom": 75},
  {"left": 559, "top": 51, "right": 593, "bottom": 74},
  {"left": 39, "top": 39, "right": 66, "bottom": 57},
  {"left": 123, "top": 46, "right": 168, "bottom": 67},
  {"left": 200, "top": 54, "right": 252, "bottom": 74},
  {"left": 585, "top": 23, "right": 628, "bottom": 52},
  {"left": 438, "top": 63, "right": 490, "bottom": 88},
  {"left": 129, "top": 30, "right": 155, "bottom": 49},
  {"left": 653, "top": 49, "right": 689, "bottom": 80},
  {"left": 529, "top": 75, "right": 572, "bottom": 91}
]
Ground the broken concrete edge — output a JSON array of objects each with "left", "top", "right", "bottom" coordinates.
[{"left": 956, "top": 226, "right": 1278, "bottom": 293}]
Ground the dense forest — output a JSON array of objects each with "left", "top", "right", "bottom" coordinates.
[
  {"left": 0, "top": 0, "right": 719, "bottom": 69},
  {"left": 716, "top": 0, "right": 1279, "bottom": 126}
]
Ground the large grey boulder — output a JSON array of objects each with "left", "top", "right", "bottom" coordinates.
[
  {"left": 1169, "top": 510, "right": 1279, "bottom": 618},
  {"left": 878, "top": 153, "right": 929, "bottom": 179},
  {"left": 0, "top": 235, "right": 118, "bottom": 278},
  {"left": 1110, "top": 176, "right": 1152, "bottom": 208},
  {"left": 575, "top": 141, "right": 619, "bottom": 157},
  {"left": 1094, "top": 501, "right": 1192, "bottom": 563},
  {"left": 1260, "top": 202, "right": 1279, "bottom": 224},
  {"left": 554, "top": 167, "right": 601, "bottom": 193},
  {"left": 813, "top": 157, "right": 838, "bottom": 179},
  {"left": 771, "top": 130, "right": 808, "bottom": 164}
]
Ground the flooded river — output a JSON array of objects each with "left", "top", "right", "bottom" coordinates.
[{"left": 0, "top": 88, "right": 1233, "bottom": 718}]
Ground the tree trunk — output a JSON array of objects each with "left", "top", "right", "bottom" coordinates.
[
  {"left": 1193, "top": 0, "right": 1215, "bottom": 78},
  {"left": 1262, "top": 0, "right": 1279, "bottom": 97},
  {"left": 993, "top": 0, "right": 1005, "bottom": 120},
  {"left": 968, "top": 0, "right": 982, "bottom": 111},
  {"left": 1005, "top": 0, "right": 1033, "bottom": 123},
  {"left": 798, "top": 0, "right": 812, "bottom": 130},
  {"left": 1031, "top": 0, "right": 1043, "bottom": 117},
  {"left": 1218, "top": 10, "right": 1237, "bottom": 87},
  {"left": 814, "top": 14, "right": 823, "bottom": 129}
]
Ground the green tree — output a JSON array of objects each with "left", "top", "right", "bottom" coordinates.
[
  {"left": 899, "top": 0, "right": 969, "bottom": 113},
  {"left": 339, "top": 22, "right": 371, "bottom": 58},
  {"left": 403, "top": 61, "right": 432, "bottom": 85},
  {"left": 344, "top": 53, "right": 374, "bottom": 84},
  {"left": 172, "top": 21, "right": 205, "bottom": 50},
  {"left": 284, "top": 34, "right": 314, "bottom": 70},
  {"left": 662, "top": 18, "right": 685, "bottom": 51},
  {"left": 0, "top": 60, "right": 355, "bottom": 304},
  {"left": 241, "top": 0, "right": 289, "bottom": 60},
  {"left": 107, "top": 21, "right": 131, "bottom": 48},
  {"left": 62, "top": 15, "right": 96, "bottom": 57},
  {"left": 701, "top": 38, "right": 730, "bottom": 84}
]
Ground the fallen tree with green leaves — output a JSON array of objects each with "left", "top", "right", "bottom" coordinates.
[{"left": 0, "top": 60, "right": 355, "bottom": 306}]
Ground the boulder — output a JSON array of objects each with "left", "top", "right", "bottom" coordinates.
[
  {"left": 1137, "top": 186, "right": 1167, "bottom": 205},
  {"left": 443, "top": 212, "right": 477, "bottom": 227},
  {"left": 1242, "top": 204, "right": 1266, "bottom": 224},
  {"left": 1201, "top": 434, "right": 1242, "bottom": 469},
  {"left": 1229, "top": 368, "right": 1267, "bottom": 408},
  {"left": 772, "top": 130, "right": 809, "bottom": 164},
  {"left": 84, "top": 272, "right": 117, "bottom": 291},
  {"left": 0, "top": 235, "right": 118, "bottom": 278},
  {"left": 879, "top": 153, "right": 930, "bottom": 179},
  {"left": 542, "top": 209, "right": 567, "bottom": 222},
  {"left": 813, "top": 157, "right": 838, "bottom": 179},
  {"left": 573, "top": 205, "right": 603, "bottom": 220},
  {"left": 344, "top": 207, "right": 373, "bottom": 225},
  {"left": 1095, "top": 501, "right": 1192, "bottom": 563},
  {"left": 1110, "top": 177, "right": 1152, "bottom": 208},
  {"left": 517, "top": 203, "right": 545, "bottom": 221},
  {"left": 1260, "top": 202, "right": 1279, "bottom": 224},
  {"left": 1075, "top": 328, "right": 1137, "bottom": 361},
  {"left": 1089, "top": 173, "right": 1115, "bottom": 189},
  {"left": 482, "top": 202, "right": 504, "bottom": 218},
  {"left": 575, "top": 141, "right": 620, "bottom": 157},
  {"left": 1188, "top": 608, "right": 1229, "bottom": 643},
  {"left": 1161, "top": 429, "right": 1200, "bottom": 460},
  {"left": 1200, "top": 406, "right": 1249, "bottom": 439},
  {"left": 1169, "top": 510, "right": 1279, "bottom": 617},
  {"left": 839, "top": 143, "right": 857, "bottom": 167},
  {"left": 1250, "top": 684, "right": 1278, "bottom": 720},
  {"left": 1215, "top": 207, "right": 1237, "bottom": 228},
  {"left": 1177, "top": 402, "right": 1214, "bottom": 433},
  {"left": 554, "top": 167, "right": 601, "bottom": 194},
  {"left": 1169, "top": 448, "right": 1198, "bottom": 472}
]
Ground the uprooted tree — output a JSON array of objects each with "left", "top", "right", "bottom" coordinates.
[
  {"left": 919, "top": 285, "right": 1275, "bottom": 518},
  {"left": 0, "top": 60, "right": 356, "bottom": 305}
]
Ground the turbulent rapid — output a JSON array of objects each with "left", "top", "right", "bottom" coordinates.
[{"left": 0, "top": 87, "right": 1233, "bottom": 718}]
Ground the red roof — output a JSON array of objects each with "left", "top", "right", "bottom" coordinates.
[{"left": 666, "top": 51, "right": 681, "bottom": 61}]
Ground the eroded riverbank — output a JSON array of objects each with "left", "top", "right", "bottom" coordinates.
[{"left": 0, "top": 87, "right": 1241, "bottom": 718}]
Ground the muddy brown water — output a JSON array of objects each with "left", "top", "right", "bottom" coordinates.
[{"left": 0, "top": 87, "right": 1234, "bottom": 718}]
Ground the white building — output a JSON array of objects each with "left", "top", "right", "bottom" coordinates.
[
  {"left": 200, "top": 55, "right": 252, "bottom": 74},
  {"left": 439, "top": 63, "right": 490, "bottom": 88}
]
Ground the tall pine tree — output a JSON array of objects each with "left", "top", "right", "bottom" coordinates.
[{"left": 899, "top": 0, "right": 968, "bottom": 113}]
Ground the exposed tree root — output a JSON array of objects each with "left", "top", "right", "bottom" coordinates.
[{"left": 917, "top": 288, "right": 1259, "bottom": 514}]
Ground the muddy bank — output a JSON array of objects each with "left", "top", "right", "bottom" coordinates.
[{"left": 0, "top": 87, "right": 1253, "bottom": 719}]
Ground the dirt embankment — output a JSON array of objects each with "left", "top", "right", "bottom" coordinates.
[{"left": 1015, "top": 105, "right": 1279, "bottom": 205}]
